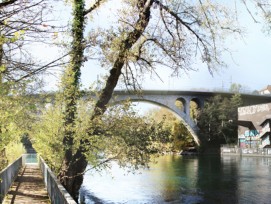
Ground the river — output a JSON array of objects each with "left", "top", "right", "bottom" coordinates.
[{"left": 79, "top": 155, "right": 271, "bottom": 204}]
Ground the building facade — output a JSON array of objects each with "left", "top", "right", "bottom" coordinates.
[
  {"left": 259, "top": 85, "right": 271, "bottom": 95},
  {"left": 238, "top": 103, "right": 271, "bottom": 148}
]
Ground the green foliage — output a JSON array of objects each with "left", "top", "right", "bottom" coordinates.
[
  {"left": 147, "top": 107, "right": 196, "bottom": 151},
  {"left": 0, "top": 84, "right": 29, "bottom": 145},
  {"left": 5, "top": 142, "right": 25, "bottom": 163},
  {"left": 0, "top": 82, "right": 32, "bottom": 170},
  {"left": 171, "top": 121, "right": 195, "bottom": 150},
  {"left": 197, "top": 94, "right": 243, "bottom": 146},
  {"left": 94, "top": 105, "right": 171, "bottom": 170},
  {"left": 230, "top": 83, "right": 242, "bottom": 93},
  {"left": 30, "top": 100, "right": 64, "bottom": 171},
  {"left": 190, "top": 101, "right": 199, "bottom": 121},
  {"left": 31, "top": 99, "right": 172, "bottom": 172},
  {"left": 0, "top": 142, "right": 25, "bottom": 171}
]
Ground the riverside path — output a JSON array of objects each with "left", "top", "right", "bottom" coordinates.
[{"left": 3, "top": 164, "right": 50, "bottom": 204}]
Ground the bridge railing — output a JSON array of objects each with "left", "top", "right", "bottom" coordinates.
[
  {"left": 39, "top": 156, "right": 76, "bottom": 204},
  {"left": 0, "top": 154, "right": 77, "bottom": 204},
  {"left": 0, "top": 156, "right": 22, "bottom": 203}
]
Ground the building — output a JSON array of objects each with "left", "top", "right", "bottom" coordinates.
[
  {"left": 259, "top": 119, "right": 271, "bottom": 148},
  {"left": 238, "top": 103, "right": 271, "bottom": 148},
  {"left": 259, "top": 85, "right": 271, "bottom": 95}
]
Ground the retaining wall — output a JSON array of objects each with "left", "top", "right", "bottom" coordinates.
[{"left": 221, "top": 146, "right": 271, "bottom": 157}]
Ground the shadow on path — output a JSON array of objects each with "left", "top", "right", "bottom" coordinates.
[{"left": 4, "top": 164, "right": 50, "bottom": 204}]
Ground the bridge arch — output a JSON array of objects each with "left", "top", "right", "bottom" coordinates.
[
  {"left": 189, "top": 97, "right": 202, "bottom": 121},
  {"left": 110, "top": 97, "right": 200, "bottom": 145},
  {"left": 45, "top": 89, "right": 271, "bottom": 146},
  {"left": 175, "top": 97, "right": 186, "bottom": 113},
  {"left": 190, "top": 97, "right": 202, "bottom": 109}
]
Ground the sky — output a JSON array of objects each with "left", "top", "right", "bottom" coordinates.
[{"left": 39, "top": 1, "right": 271, "bottom": 94}]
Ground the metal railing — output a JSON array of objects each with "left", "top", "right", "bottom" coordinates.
[
  {"left": 0, "top": 154, "right": 76, "bottom": 204},
  {"left": 39, "top": 157, "right": 76, "bottom": 204},
  {"left": 0, "top": 156, "right": 22, "bottom": 203}
]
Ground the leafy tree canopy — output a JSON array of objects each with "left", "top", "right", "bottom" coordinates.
[
  {"left": 30, "top": 98, "right": 171, "bottom": 173},
  {"left": 146, "top": 107, "right": 196, "bottom": 151},
  {"left": 197, "top": 94, "right": 242, "bottom": 146}
]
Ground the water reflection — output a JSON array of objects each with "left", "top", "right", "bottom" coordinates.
[{"left": 79, "top": 155, "right": 271, "bottom": 204}]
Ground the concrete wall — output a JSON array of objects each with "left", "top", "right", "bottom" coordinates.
[{"left": 221, "top": 146, "right": 271, "bottom": 157}]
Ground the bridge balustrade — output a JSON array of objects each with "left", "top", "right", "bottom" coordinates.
[
  {"left": 0, "top": 154, "right": 77, "bottom": 204},
  {"left": 0, "top": 156, "right": 22, "bottom": 203},
  {"left": 39, "top": 156, "right": 76, "bottom": 204}
]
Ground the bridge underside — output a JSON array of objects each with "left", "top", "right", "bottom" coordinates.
[{"left": 111, "top": 96, "right": 203, "bottom": 145}]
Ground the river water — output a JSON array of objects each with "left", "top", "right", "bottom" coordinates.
[{"left": 79, "top": 155, "right": 271, "bottom": 204}]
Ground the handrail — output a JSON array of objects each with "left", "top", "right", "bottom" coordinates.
[
  {"left": 0, "top": 154, "right": 77, "bottom": 204},
  {"left": 39, "top": 156, "right": 77, "bottom": 204},
  {"left": 0, "top": 156, "right": 22, "bottom": 203}
]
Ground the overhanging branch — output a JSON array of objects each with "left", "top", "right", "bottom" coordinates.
[
  {"left": 0, "top": 0, "right": 18, "bottom": 8},
  {"left": 84, "top": 0, "right": 105, "bottom": 16}
]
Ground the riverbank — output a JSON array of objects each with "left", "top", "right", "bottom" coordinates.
[{"left": 221, "top": 146, "right": 271, "bottom": 157}]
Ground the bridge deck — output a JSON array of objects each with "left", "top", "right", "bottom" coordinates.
[{"left": 3, "top": 164, "right": 50, "bottom": 204}]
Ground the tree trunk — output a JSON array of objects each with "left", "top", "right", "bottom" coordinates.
[
  {"left": 59, "top": 0, "right": 154, "bottom": 201},
  {"left": 92, "top": 0, "right": 153, "bottom": 118},
  {"left": 0, "top": 42, "right": 3, "bottom": 84},
  {"left": 58, "top": 0, "right": 85, "bottom": 201},
  {"left": 58, "top": 148, "right": 88, "bottom": 201}
]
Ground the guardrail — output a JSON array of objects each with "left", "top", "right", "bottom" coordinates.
[
  {"left": 221, "top": 146, "right": 271, "bottom": 157},
  {"left": 0, "top": 156, "right": 22, "bottom": 203},
  {"left": 39, "top": 156, "right": 77, "bottom": 204}
]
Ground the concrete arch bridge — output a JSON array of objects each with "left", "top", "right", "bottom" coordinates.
[{"left": 108, "top": 90, "right": 271, "bottom": 145}]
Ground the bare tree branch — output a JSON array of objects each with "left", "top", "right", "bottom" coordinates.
[
  {"left": 84, "top": 0, "right": 105, "bottom": 16},
  {"left": 15, "top": 52, "right": 70, "bottom": 82},
  {"left": 154, "top": 0, "right": 208, "bottom": 51},
  {"left": 92, "top": 0, "right": 154, "bottom": 118}
]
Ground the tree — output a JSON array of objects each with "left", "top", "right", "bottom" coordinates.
[
  {"left": 147, "top": 107, "right": 196, "bottom": 151},
  {"left": 197, "top": 94, "right": 242, "bottom": 146},
  {"left": 0, "top": 82, "right": 35, "bottom": 170},
  {"left": 0, "top": 0, "right": 60, "bottom": 169},
  {"left": 0, "top": 0, "right": 67, "bottom": 84},
  {"left": 172, "top": 121, "right": 196, "bottom": 151},
  {"left": 32, "top": 98, "right": 171, "bottom": 184},
  {"left": 230, "top": 83, "right": 242, "bottom": 93},
  {"left": 1, "top": 0, "right": 268, "bottom": 200},
  {"left": 35, "top": 0, "right": 243, "bottom": 200}
]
